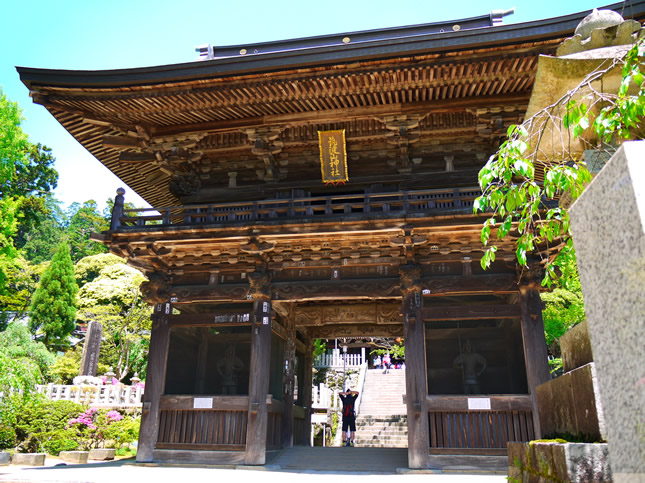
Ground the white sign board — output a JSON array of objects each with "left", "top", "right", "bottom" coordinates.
[
  {"left": 193, "top": 397, "right": 214, "bottom": 409},
  {"left": 311, "top": 413, "right": 327, "bottom": 424},
  {"left": 467, "top": 397, "right": 491, "bottom": 410}
]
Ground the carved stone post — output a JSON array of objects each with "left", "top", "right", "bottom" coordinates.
[
  {"left": 79, "top": 321, "right": 102, "bottom": 376},
  {"left": 109, "top": 187, "right": 125, "bottom": 231},
  {"left": 282, "top": 305, "right": 297, "bottom": 448},
  {"left": 519, "top": 275, "right": 550, "bottom": 438},
  {"left": 244, "top": 271, "right": 272, "bottom": 465},
  {"left": 136, "top": 302, "right": 171, "bottom": 462},
  {"left": 400, "top": 265, "right": 430, "bottom": 469}
]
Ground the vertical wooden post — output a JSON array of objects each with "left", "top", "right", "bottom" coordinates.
[
  {"left": 281, "top": 305, "right": 296, "bottom": 448},
  {"left": 136, "top": 302, "right": 171, "bottom": 462},
  {"left": 303, "top": 338, "right": 314, "bottom": 446},
  {"left": 244, "top": 271, "right": 272, "bottom": 465},
  {"left": 400, "top": 265, "right": 430, "bottom": 469},
  {"left": 519, "top": 282, "right": 550, "bottom": 438}
]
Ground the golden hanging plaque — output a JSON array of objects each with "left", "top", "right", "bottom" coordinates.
[{"left": 318, "top": 130, "right": 348, "bottom": 184}]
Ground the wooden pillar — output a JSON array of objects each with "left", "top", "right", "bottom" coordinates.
[
  {"left": 281, "top": 305, "right": 296, "bottom": 448},
  {"left": 400, "top": 265, "right": 430, "bottom": 469},
  {"left": 244, "top": 271, "right": 272, "bottom": 465},
  {"left": 302, "top": 338, "right": 314, "bottom": 446},
  {"left": 519, "top": 282, "right": 550, "bottom": 438},
  {"left": 136, "top": 302, "right": 171, "bottom": 462}
]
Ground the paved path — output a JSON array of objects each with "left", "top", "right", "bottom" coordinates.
[{"left": 0, "top": 448, "right": 508, "bottom": 482}]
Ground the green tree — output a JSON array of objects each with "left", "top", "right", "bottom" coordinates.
[
  {"left": 29, "top": 243, "right": 78, "bottom": 349},
  {"left": 17, "top": 195, "right": 65, "bottom": 264},
  {"left": 0, "top": 89, "right": 29, "bottom": 186},
  {"left": 0, "top": 197, "right": 19, "bottom": 296},
  {"left": 65, "top": 201, "right": 108, "bottom": 262},
  {"left": 475, "top": 40, "right": 645, "bottom": 287},
  {"left": 0, "top": 321, "right": 56, "bottom": 382},
  {"left": 76, "top": 254, "right": 151, "bottom": 381},
  {"left": 0, "top": 258, "right": 46, "bottom": 331}
]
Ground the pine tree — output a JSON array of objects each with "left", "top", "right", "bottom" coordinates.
[{"left": 29, "top": 243, "right": 78, "bottom": 348}]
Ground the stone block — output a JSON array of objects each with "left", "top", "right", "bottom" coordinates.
[
  {"left": 59, "top": 450, "right": 89, "bottom": 464},
  {"left": 570, "top": 141, "right": 645, "bottom": 480},
  {"left": 0, "top": 452, "right": 10, "bottom": 465},
  {"left": 88, "top": 448, "right": 116, "bottom": 460},
  {"left": 11, "top": 453, "right": 46, "bottom": 466},
  {"left": 506, "top": 442, "right": 525, "bottom": 481},
  {"left": 561, "top": 319, "right": 594, "bottom": 372},
  {"left": 508, "top": 442, "right": 612, "bottom": 482},
  {"left": 564, "top": 443, "right": 612, "bottom": 483},
  {"left": 537, "top": 363, "right": 605, "bottom": 441}
]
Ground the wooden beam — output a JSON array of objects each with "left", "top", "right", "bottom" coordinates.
[
  {"left": 169, "top": 274, "right": 518, "bottom": 304},
  {"left": 136, "top": 303, "right": 171, "bottom": 462},
  {"left": 306, "top": 323, "right": 403, "bottom": 338},
  {"left": 168, "top": 311, "right": 251, "bottom": 327},
  {"left": 153, "top": 94, "right": 529, "bottom": 138},
  {"left": 422, "top": 303, "right": 521, "bottom": 321},
  {"left": 426, "top": 395, "right": 532, "bottom": 411}
]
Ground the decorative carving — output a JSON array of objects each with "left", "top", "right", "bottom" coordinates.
[
  {"left": 382, "top": 115, "right": 422, "bottom": 174},
  {"left": 276, "top": 279, "right": 400, "bottom": 301},
  {"left": 243, "top": 127, "right": 286, "bottom": 181},
  {"left": 309, "top": 323, "right": 403, "bottom": 338},
  {"left": 400, "top": 264, "right": 422, "bottom": 294},
  {"left": 248, "top": 270, "right": 272, "bottom": 299},
  {"left": 140, "top": 272, "right": 172, "bottom": 303},
  {"left": 517, "top": 259, "right": 545, "bottom": 290},
  {"left": 239, "top": 237, "right": 276, "bottom": 255},
  {"left": 169, "top": 173, "right": 201, "bottom": 197}
]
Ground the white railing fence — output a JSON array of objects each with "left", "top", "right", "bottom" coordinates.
[
  {"left": 36, "top": 384, "right": 143, "bottom": 408},
  {"left": 314, "top": 350, "right": 365, "bottom": 368},
  {"left": 354, "top": 361, "right": 368, "bottom": 416},
  {"left": 311, "top": 383, "right": 339, "bottom": 410}
]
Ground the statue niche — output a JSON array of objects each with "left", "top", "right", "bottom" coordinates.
[{"left": 453, "top": 339, "right": 487, "bottom": 394}]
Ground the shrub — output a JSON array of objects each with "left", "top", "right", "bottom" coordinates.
[
  {"left": 12, "top": 397, "right": 84, "bottom": 454},
  {"left": 67, "top": 408, "right": 140, "bottom": 450}
]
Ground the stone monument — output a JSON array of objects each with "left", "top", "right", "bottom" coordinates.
[
  {"left": 79, "top": 320, "right": 102, "bottom": 376},
  {"left": 569, "top": 141, "right": 645, "bottom": 483}
]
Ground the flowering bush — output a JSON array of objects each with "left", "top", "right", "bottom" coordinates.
[{"left": 67, "top": 408, "right": 137, "bottom": 450}]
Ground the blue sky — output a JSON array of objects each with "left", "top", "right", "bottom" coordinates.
[{"left": 0, "top": 0, "right": 601, "bottom": 210}]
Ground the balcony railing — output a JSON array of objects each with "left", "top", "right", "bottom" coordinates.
[{"left": 112, "top": 187, "right": 481, "bottom": 230}]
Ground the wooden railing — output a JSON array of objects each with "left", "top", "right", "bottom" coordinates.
[
  {"left": 113, "top": 187, "right": 481, "bottom": 230},
  {"left": 156, "top": 395, "right": 250, "bottom": 451},
  {"left": 427, "top": 395, "right": 534, "bottom": 453}
]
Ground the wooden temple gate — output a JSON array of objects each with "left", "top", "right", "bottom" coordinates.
[{"left": 19, "top": 1, "right": 643, "bottom": 468}]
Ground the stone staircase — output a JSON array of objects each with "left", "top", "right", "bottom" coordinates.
[{"left": 355, "top": 368, "right": 408, "bottom": 448}]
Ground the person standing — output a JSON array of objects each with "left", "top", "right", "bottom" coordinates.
[
  {"left": 339, "top": 388, "right": 360, "bottom": 447},
  {"left": 383, "top": 352, "right": 391, "bottom": 373},
  {"left": 373, "top": 354, "right": 381, "bottom": 369}
]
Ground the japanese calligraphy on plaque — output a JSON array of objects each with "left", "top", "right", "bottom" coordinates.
[{"left": 318, "top": 130, "right": 348, "bottom": 184}]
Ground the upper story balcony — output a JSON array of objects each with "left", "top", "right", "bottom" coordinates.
[{"left": 110, "top": 186, "right": 482, "bottom": 232}]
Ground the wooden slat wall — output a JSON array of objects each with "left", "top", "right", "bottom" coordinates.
[
  {"left": 428, "top": 410, "right": 534, "bottom": 450},
  {"left": 156, "top": 409, "right": 247, "bottom": 450},
  {"left": 266, "top": 411, "right": 284, "bottom": 450}
]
